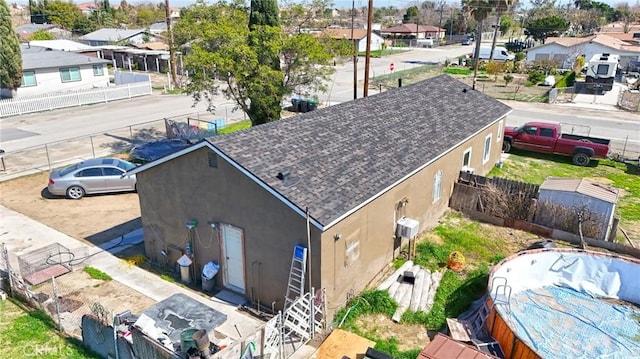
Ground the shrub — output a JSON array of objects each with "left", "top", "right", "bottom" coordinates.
[
  {"left": 84, "top": 267, "right": 112, "bottom": 281},
  {"left": 443, "top": 67, "right": 472, "bottom": 75},
  {"left": 515, "top": 52, "right": 526, "bottom": 62},
  {"left": 531, "top": 59, "right": 558, "bottom": 75},
  {"left": 504, "top": 74, "right": 514, "bottom": 86},
  {"left": 486, "top": 61, "right": 504, "bottom": 81},
  {"left": 527, "top": 70, "right": 545, "bottom": 85},
  {"left": 555, "top": 71, "right": 576, "bottom": 88}
]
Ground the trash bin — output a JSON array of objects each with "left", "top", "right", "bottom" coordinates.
[
  {"left": 180, "top": 328, "right": 198, "bottom": 353},
  {"left": 307, "top": 99, "right": 318, "bottom": 111},
  {"left": 201, "top": 261, "right": 219, "bottom": 292},
  {"left": 177, "top": 254, "right": 192, "bottom": 284},
  {"left": 299, "top": 100, "right": 309, "bottom": 113},
  {"left": 291, "top": 98, "right": 301, "bottom": 112}
]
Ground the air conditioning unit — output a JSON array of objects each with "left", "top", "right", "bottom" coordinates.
[
  {"left": 396, "top": 217, "right": 420, "bottom": 238},
  {"left": 461, "top": 166, "right": 475, "bottom": 174}
]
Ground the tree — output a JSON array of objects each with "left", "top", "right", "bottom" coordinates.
[
  {"left": 527, "top": 0, "right": 558, "bottom": 19},
  {"left": 1, "top": 0, "right": 23, "bottom": 97},
  {"left": 525, "top": 15, "right": 570, "bottom": 41},
  {"left": 43, "top": 0, "right": 82, "bottom": 30},
  {"left": 176, "top": 2, "right": 339, "bottom": 126},
  {"left": 615, "top": 3, "right": 639, "bottom": 33},
  {"left": 280, "top": 0, "right": 333, "bottom": 33},
  {"left": 488, "top": 0, "right": 515, "bottom": 61},
  {"left": 250, "top": 0, "right": 280, "bottom": 28},
  {"left": 464, "top": 0, "right": 492, "bottom": 89},
  {"left": 403, "top": 5, "right": 420, "bottom": 23},
  {"left": 29, "top": 28, "right": 55, "bottom": 40}
]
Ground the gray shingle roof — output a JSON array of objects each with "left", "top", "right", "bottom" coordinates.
[
  {"left": 208, "top": 75, "right": 511, "bottom": 226},
  {"left": 21, "top": 45, "right": 110, "bottom": 70}
]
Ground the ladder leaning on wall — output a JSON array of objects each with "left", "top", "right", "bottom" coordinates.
[{"left": 284, "top": 245, "right": 307, "bottom": 310}]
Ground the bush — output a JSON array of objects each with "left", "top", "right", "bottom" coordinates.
[
  {"left": 527, "top": 70, "right": 545, "bottom": 85},
  {"left": 515, "top": 52, "right": 526, "bottom": 62},
  {"left": 555, "top": 71, "right": 576, "bottom": 88},
  {"left": 504, "top": 74, "right": 514, "bottom": 86},
  {"left": 443, "top": 67, "right": 472, "bottom": 75},
  {"left": 486, "top": 61, "right": 504, "bottom": 81}
]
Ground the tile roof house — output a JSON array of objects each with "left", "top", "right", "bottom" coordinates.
[
  {"left": 1, "top": 44, "right": 110, "bottom": 98},
  {"left": 319, "top": 28, "right": 384, "bottom": 52},
  {"left": 127, "top": 75, "right": 511, "bottom": 318},
  {"left": 79, "top": 28, "right": 155, "bottom": 46},
  {"left": 526, "top": 34, "right": 640, "bottom": 69},
  {"left": 381, "top": 23, "right": 446, "bottom": 39}
]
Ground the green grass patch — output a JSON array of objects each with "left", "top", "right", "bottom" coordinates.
[
  {"left": 443, "top": 67, "right": 472, "bottom": 75},
  {"left": 332, "top": 290, "right": 397, "bottom": 332},
  {"left": 374, "top": 337, "right": 422, "bottom": 359},
  {"left": 160, "top": 273, "right": 177, "bottom": 283},
  {"left": 219, "top": 120, "right": 251, "bottom": 134},
  {"left": 0, "top": 300, "right": 100, "bottom": 358},
  {"left": 489, "top": 152, "right": 640, "bottom": 221},
  {"left": 358, "top": 49, "right": 409, "bottom": 57},
  {"left": 83, "top": 266, "right": 112, "bottom": 281}
]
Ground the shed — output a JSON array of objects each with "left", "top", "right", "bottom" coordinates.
[
  {"left": 418, "top": 333, "right": 499, "bottom": 358},
  {"left": 536, "top": 177, "right": 619, "bottom": 241}
]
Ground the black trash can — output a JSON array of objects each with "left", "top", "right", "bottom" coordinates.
[
  {"left": 307, "top": 99, "right": 318, "bottom": 111},
  {"left": 299, "top": 99, "right": 309, "bottom": 113},
  {"left": 291, "top": 98, "right": 301, "bottom": 112}
]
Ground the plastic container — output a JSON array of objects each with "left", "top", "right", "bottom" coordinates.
[
  {"left": 201, "top": 273, "right": 215, "bottom": 292},
  {"left": 180, "top": 328, "right": 198, "bottom": 353},
  {"left": 291, "top": 98, "right": 301, "bottom": 112},
  {"left": 299, "top": 100, "right": 309, "bottom": 113},
  {"left": 307, "top": 99, "right": 318, "bottom": 111}
]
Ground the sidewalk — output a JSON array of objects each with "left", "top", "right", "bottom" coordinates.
[{"left": 0, "top": 204, "right": 263, "bottom": 341}]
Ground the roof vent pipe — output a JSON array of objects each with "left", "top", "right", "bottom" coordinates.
[{"left": 277, "top": 171, "right": 290, "bottom": 181}]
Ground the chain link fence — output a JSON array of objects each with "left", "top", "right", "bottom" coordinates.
[{"left": 0, "top": 243, "right": 111, "bottom": 339}]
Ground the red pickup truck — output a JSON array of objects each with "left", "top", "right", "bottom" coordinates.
[{"left": 502, "top": 122, "right": 610, "bottom": 166}]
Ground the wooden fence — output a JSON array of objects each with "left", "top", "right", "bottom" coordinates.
[{"left": 0, "top": 81, "right": 152, "bottom": 118}]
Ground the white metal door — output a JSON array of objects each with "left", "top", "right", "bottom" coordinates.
[{"left": 221, "top": 224, "right": 245, "bottom": 293}]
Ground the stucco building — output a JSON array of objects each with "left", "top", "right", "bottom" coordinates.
[{"left": 128, "top": 75, "right": 511, "bottom": 318}]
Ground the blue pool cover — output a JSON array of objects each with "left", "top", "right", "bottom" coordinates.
[{"left": 506, "top": 285, "right": 640, "bottom": 358}]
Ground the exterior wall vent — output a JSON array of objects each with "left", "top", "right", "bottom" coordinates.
[
  {"left": 207, "top": 151, "right": 218, "bottom": 168},
  {"left": 396, "top": 217, "right": 420, "bottom": 238}
]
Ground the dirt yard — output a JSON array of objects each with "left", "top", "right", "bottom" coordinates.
[{"left": 0, "top": 171, "right": 141, "bottom": 245}]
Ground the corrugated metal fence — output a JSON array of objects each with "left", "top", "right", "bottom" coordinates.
[{"left": 0, "top": 82, "right": 152, "bottom": 118}]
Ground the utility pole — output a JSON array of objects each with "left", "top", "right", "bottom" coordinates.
[
  {"left": 363, "top": 0, "right": 374, "bottom": 97},
  {"left": 448, "top": 7, "right": 454, "bottom": 42},
  {"left": 437, "top": 1, "right": 445, "bottom": 46},
  {"left": 351, "top": 0, "right": 357, "bottom": 100},
  {"left": 165, "top": 0, "right": 179, "bottom": 90}
]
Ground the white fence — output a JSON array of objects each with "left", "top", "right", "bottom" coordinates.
[{"left": 0, "top": 82, "right": 153, "bottom": 118}]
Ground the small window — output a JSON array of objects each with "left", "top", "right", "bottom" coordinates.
[
  {"left": 596, "top": 64, "right": 609, "bottom": 75},
  {"left": 501, "top": 50, "right": 508, "bottom": 56},
  {"left": 483, "top": 134, "right": 492, "bottom": 164},
  {"left": 103, "top": 168, "right": 124, "bottom": 176},
  {"left": 523, "top": 126, "right": 537, "bottom": 135},
  {"left": 60, "top": 67, "right": 81, "bottom": 82},
  {"left": 497, "top": 120, "right": 503, "bottom": 141},
  {"left": 463, "top": 148, "right": 472, "bottom": 167},
  {"left": 208, "top": 151, "right": 218, "bottom": 168},
  {"left": 21, "top": 71, "right": 37, "bottom": 87},
  {"left": 433, "top": 170, "right": 443, "bottom": 203},
  {"left": 76, "top": 168, "right": 102, "bottom": 177},
  {"left": 539, "top": 128, "right": 555, "bottom": 137},
  {"left": 93, "top": 65, "right": 104, "bottom": 76}
]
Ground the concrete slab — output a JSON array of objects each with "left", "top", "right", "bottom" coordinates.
[
  {"left": 142, "top": 293, "right": 227, "bottom": 344},
  {"left": 0, "top": 204, "right": 263, "bottom": 341},
  {"left": 98, "top": 227, "right": 144, "bottom": 254}
]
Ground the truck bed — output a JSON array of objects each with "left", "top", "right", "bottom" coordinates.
[{"left": 560, "top": 134, "right": 611, "bottom": 145}]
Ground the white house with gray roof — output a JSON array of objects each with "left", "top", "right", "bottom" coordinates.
[
  {"left": 79, "top": 28, "right": 154, "bottom": 46},
  {"left": 1, "top": 45, "right": 111, "bottom": 98}
]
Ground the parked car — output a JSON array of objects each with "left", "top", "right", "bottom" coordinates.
[
  {"left": 477, "top": 46, "right": 515, "bottom": 61},
  {"left": 47, "top": 158, "right": 137, "bottom": 199},
  {"left": 461, "top": 38, "right": 473, "bottom": 46},
  {"left": 503, "top": 122, "right": 610, "bottom": 166}
]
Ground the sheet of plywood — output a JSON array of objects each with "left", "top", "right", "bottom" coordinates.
[
  {"left": 314, "top": 329, "right": 375, "bottom": 359},
  {"left": 410, "top": 269, "right": 426, "bottom": 312}
]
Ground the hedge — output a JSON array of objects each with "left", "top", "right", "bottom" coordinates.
[{"left": 555, "top": 71, "right": 576, "bottom": 88}]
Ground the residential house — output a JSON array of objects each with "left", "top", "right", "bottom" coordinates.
[
  {"left": 320, "top": 28, "right": 384, "bottom": 52},
  {"left": 526, "top": 33, "right": 640, "bottom": 69},
  {"left": 27, "top": 39, "right": 102, "bottom": 58},
  {"left": 14, "top": 23, "right": 71, "bottom": 41},
  {"left": 1, "top": 45, "right": 110, "bottom": 98},
  {"left": 126, "top": 75, "right": 511, "bottom": 318},
  {"left": 76, "top": 1, "right": 98, "bottom": 15},
  {"left": 149, "top": 21, "right": 168, "bottom": 35},
  {"left": 381, "top": 23, "right": 446, "bottom": 40},
  {"left": 79, "top": 28, "right": 154, "bottom": 46}
]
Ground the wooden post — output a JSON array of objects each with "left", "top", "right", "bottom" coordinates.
[{"left": 608, "top": 217, "right": 619, "bottom": 242}]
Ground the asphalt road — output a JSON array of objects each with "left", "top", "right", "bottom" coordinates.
[{"left": 0, "top": 46, "right": 638, "bottom": 159}]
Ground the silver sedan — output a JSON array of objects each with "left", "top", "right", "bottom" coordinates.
[{"left": 47, "top": 158, "right": 137, "bottom": 199}]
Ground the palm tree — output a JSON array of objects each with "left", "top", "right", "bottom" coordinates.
[
  {"left": 464, "top": 0, "right": 492, "bottom": 90},
  {"left": 489, "top": 0, "right": 515, "bottom": 61}
]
